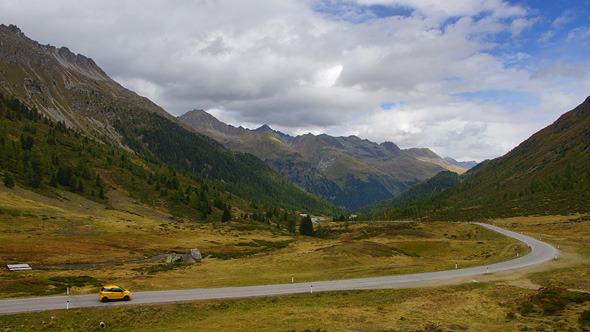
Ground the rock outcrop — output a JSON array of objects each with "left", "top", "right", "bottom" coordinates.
[{"left": 164, "top": 249, "right": 202, "bottom": 264}]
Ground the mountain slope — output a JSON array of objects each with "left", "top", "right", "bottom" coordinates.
[
  {"left": 179, "top": 110, "right": 465, "bottom": 210},
  {"left": 356, "top": 170, "right": 461, "bottom": 215},
  {"left": 369, "top": 96, "right": 590, "bottom": 220},
  {"left": 179, "top": 110, "right": 349, "bottom": 205},
  {"left": 0, "top": 24, "right": 175, "bottom": 149},
  {"left": 0, "top": 24, "right": 340, "bottom": 215}
]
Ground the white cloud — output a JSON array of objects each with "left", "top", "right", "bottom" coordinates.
[
  {"left": 352, "top": 0, "right": 526, "bottom": 19},
  {"left": 0, "top": 0, "right": 588, "bottom": 162}
]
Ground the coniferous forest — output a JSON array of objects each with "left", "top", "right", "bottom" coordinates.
[{"left": 0, "top": 93, "right": 341, "bottom": 227}]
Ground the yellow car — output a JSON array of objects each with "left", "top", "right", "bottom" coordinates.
[{"left": 99, "top": 285, "right": 132, "bottom": 303}]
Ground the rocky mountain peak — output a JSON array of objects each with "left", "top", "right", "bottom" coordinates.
[
  {"left": 380, "top": 141, "right": 402, "bottom": 154},
  {"left": 254, "top": 123, "right": 290, "bottom": 142},
  {"left": 1, "top": 24, "right": 108, "bottom": 81},
  {"left": 178, "top": 109, "right": 231, "bottom": 135},
  {"left": 6, "top": 24, "right": 24, "bottom": 36},
  {"left": 255, "top": 124, "right": 273, "bottom": 132},
  {"left": 0, "top": 24, "right": 175, "bottom": 148}
]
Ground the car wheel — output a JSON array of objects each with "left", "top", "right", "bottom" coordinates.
[
  {"left": 101, "top": 297, "right": 109, "bottom": 303},
  {"left": 123, "top": 296, "right": 130, "bottom": 301}
]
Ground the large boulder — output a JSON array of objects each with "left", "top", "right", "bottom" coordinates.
[
  {"left": 163, "top": 249, "right": 202, "bottom": 264},
  {"left": 183, "top": 249, "right": 202, "bottom": 263}
]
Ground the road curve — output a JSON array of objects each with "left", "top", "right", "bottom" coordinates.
[{"left": 0, "top": 223, "right": 559, "bottom": 315}]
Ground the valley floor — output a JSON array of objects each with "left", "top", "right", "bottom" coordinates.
[{"left": 0, "top": 186, "right": 589, "bottom": 330}]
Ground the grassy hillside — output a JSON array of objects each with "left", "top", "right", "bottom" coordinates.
[
  {"left": 0, "top": 93, "right": 337, "bottom": 226},
  {"left": 366, "top": 97, "right": 590, "bottom": 221}
]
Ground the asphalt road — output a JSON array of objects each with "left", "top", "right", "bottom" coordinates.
[{"left": 0, "top": 222, "right": 559, "bottom": 315}]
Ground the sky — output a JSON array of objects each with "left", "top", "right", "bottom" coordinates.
[{"left": 1, "top": 0, "right": 589, "bottom": 161}]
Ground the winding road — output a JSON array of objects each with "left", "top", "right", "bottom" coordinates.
[{"left": 0, "top": 223, "right": 559, "bottom": 315}]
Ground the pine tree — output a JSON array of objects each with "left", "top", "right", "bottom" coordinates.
[{"left": 299, "top": 216, "right": 314, "bottom": 236}]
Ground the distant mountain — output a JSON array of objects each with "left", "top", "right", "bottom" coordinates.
[
  {"left": 367, "top": 96, "right": 590, "bottom": 220},
  {"left": 178, "top": 110, "right": 348, "bottom": 206},
  {"left": 0, "top": 24, "right": 340, "bottom": 215},
  {"left": 444, "top": 157, "right": 478, "bottom": 170},
  {"left": 179, "top": 109, "right": 466, "bottom": 210}
]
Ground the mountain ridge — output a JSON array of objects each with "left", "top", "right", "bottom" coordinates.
[
  {"left": 178, "top": 109, "right": 466, "bottom": 210},
  {"left": 0, "top": 24, "right": 340, "bottom": 215}
]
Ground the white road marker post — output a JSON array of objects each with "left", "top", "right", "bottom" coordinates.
[
  {"left": 66, "top": 300, "right": 69, "bottom": 310},
  {"left": 292, "top": 276, "right": 294, "bottom": 283},
  {"left": 486, "top": 267, "right": 489, "bottom": 274},
  {"left": 311, "top": 285, "right": 313, "bottom": 294},
  {"left": 455, "top": 263, "right": 457, "bottom": 269},
  {"left": 517, "top": 252, "right": 519, "bottom": 257},
  {"left": 67, "top": 287, "right": 69, "bottom": 295}
]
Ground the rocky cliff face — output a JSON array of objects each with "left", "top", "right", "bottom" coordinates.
[
  {"left": 0, "top": 24, "right": 174, "bottom": 150},
  {"left": 4, "top": 25, "right": 109, "bottom": 82}
]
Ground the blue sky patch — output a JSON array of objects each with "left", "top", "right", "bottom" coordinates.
[
  {"left": 380, "top": 101, "right": 406, "bottom": 110},
  {"left": 311, "top": 0, "right": 413, "bottom": 23},
  {"left": 454, "top": 90, "right": 540, "bottom": 111}
]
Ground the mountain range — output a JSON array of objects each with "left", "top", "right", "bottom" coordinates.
[
  {"left": 2, "top": 23, "right": 586, "bottom": 221},
  {"left": 179, "top": 109, "right": 466, "bottom": 210},
  {"left": 0, "top": 24, "right": 339, "bottom": 216}
]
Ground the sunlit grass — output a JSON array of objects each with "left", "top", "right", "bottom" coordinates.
[
  {"left": 0, "top": 186, "right": 529, "bottom": 298},
  {"left": 1, "top": 186, "right": 589, "bottom": 330}
]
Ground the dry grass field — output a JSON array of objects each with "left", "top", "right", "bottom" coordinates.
[
  {"left": 1, "top": 185, "right": 589, "bottom": 331},
  {"left": 0, "top": 185, "right": 527, "bottom": 298}
]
